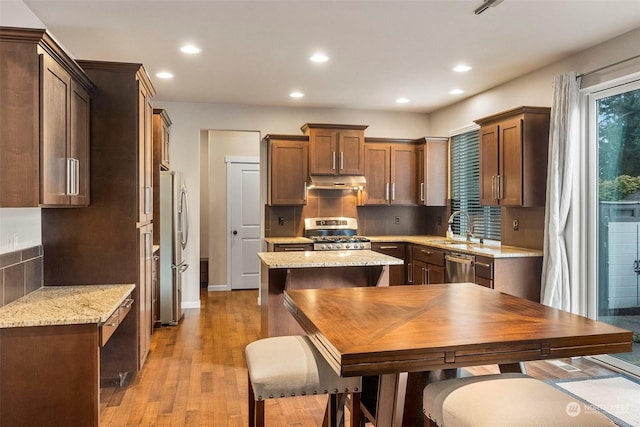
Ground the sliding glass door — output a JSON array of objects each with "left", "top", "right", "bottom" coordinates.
[{"left": 589, "top": 78, "right": 640, "bottom": 374}]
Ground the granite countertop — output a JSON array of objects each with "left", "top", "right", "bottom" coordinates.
[
  {"left": 265, "top": 235, "right": 543, "bottom": 258},
  {"left": 257, "top": 250, "right": 404, "bottom": 269},
  {"left": 0, "top": 284, "right": 135, "bottom": 328},
  {"left": 264, "top": 237, "right": 313, "bottom": 244}
]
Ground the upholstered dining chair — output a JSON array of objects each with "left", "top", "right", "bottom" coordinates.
[
  {"left": 423, "top": 373, "right": 615, "bottom": 427},
  {"left": 245, "top": 335, "right": 362, "bottom": 427}
]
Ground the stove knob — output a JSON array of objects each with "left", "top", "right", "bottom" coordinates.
[
  {"left": 345, "top": 244, "right": 351, "bottom": 249},
  {"left": 321, "top": 244, "right": 328, "bottom": 250}
]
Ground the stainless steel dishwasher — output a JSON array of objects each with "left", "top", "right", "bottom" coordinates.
[{"left": 445, "top": 252, "right": 476, "bottom": 283}]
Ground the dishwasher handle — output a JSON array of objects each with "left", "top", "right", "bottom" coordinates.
[{"left": 445, "top": 254, "right": 474, "bottom": 265}]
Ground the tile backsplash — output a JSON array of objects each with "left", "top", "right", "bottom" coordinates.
[
  {"left": 0, "top": 245, "right": 43, "bottom": 307},
  {"left": 264, "top": 189, "right": 448, "bottom": 237}
]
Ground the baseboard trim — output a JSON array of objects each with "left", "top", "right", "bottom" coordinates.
[{"left": 208, "top": 284, "right": 231, "bottom": 292}]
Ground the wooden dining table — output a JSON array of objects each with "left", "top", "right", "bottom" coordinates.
[{"left": 283, "top": 283, "right": 633, "bottom": 427}]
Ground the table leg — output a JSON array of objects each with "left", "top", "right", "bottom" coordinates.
[{"left": 376, "top": 372, "right": 408, "bottom": 427}]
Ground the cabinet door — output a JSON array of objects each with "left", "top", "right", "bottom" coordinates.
[
  {"left": 161, "top": 121, "right": 170, "bottom": 169},
  {"left": 309, "top": 130, "right": 338, "bottom": 175},
  {"left": 269, "top": 140, "right": 308, "bottom": 205},
  {"left": 426, "top": 264, "right": 445, "bottom": 284},
  {"left": 138, "top": 82, "right": 153, "bottom": 223},
  {"left": 41, "top": 53, "right": 71, "bottom": 206},
  {"left": 390, "top": 144, "right": 416, "bottom": 205},
  {"left": 371, "top": 243, "right": 406, "bottom": 285},
  {"left": 139, "top": 224, "right": 153, "bottom": 367},
  {"left": 419, "top": 139, "right": 448, "bottom": 206},
  {"left": 479, "top": 124, "right": 500, "bottom": 206},
  {"left": 364, "top": 144, "right": 390, "bottom": 205},
  {"left": 338, "top": 130, "right": 365, "bottom": 175},
  {"left": 69, "top": 80, "right": 90, "bottom": 206},
  {"left": 499, "top": 118, "right": 524, "bottom": 206},
  {"left": 412, "top": 259, "right": 427, "bottom": 285}
]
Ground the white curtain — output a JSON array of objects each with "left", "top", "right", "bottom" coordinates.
[{"left": 541, "top": 72, "right": 581, "bottom": 310}]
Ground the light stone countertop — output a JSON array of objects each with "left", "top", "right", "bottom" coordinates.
[
  {"left": 264, "top": 235, "right": 543, "bottom": 258},
  {"left": 264, "top": 237, "right": 313, "bottom": 244},
  {"left": 257, "top": 250, "right": 404, "bottom": 269},
  {"left": 0, "top": 284, "right": 135, "bottom": 328}
]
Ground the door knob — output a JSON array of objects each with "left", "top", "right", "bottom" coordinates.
[{"left": 233, "top": 230, "right": 238, "bottom": 235}]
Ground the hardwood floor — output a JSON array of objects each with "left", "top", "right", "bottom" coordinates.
[{"left": 100, "top": 289, "right": 621, "bottom": 426}]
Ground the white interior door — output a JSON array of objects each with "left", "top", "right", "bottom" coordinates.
[{"left": 228, "top": 162, "right": 260, "bottom": 289}]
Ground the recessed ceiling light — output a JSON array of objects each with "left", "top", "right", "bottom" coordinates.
[
  {"left": 449, "top": 89, "right": 464, "bottom": 95},
  {"left": 156, "top": 71, "right": 174, "bottom": 79},
  {"left": 309, "top": 53, "right": 329, "bottom": 63},
  {"left": 180, "top": 45, "right": 201, "bottom": 54},
  {"left": 453, "top": 64, "right": 472, "bottom": 72},
  {"left": 290, "top": 91, "right": 304, "bottom": 98},
  {"left": 396, "top": 97, "right": 410, "bottom": 104}
]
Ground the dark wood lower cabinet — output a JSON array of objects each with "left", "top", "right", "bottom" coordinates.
[
  {"left": 0, "top": 324, "right": 99, "bottom": 427},
  {"left": 371, "top": 242, "right": 406, "bottom": 285}
]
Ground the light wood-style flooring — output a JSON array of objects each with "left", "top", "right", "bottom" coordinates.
[{"left": 100, "top": 289, "right": 619, "bottom": 426}]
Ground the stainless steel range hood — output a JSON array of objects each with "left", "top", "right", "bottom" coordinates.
[{"left": 307, "top": 175, "right": 366, "bottom": 190}]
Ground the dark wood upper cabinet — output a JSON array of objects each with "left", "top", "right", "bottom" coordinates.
[
  {"left": 266, "top": 135, "right": 309, "bottom": 205},
  {"left": 0, "top": 27, "right": 93, "bottom": 207},
  {"left": 153, "top": 109, "right": 171, "bottom": 245},
  {"left": 302, "top": 123, "right": 367, "bottom": 176},
  {"left": 416, "top": 137, "right": 448, "bottom": 206},
  {"left": 475, "top": 106, "right": 551, "bottom": 207},
  {"left": 362, "top": 140, "right": 416, "bottom": 206}
]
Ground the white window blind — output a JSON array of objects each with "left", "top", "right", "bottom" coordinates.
[{"left": 450, "top": 130, "right": 501, "bottom": 241}]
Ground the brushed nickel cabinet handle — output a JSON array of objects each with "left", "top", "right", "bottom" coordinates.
[
  {"left": 476, "top": 261, "right": 492, "bottom": 268},
  {"left": 379, "top": 245, "right": 398, "bottom": 250},
  {"left": 332, "top": 152, "right": 336, "bottom": 170},
  {"left": 420, "top": 182, "right": 425, "bottom": 202}
]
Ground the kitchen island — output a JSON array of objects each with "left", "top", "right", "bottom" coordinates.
[
  {"left": 0, "top": 284, "right": 134, "bottom": 427},
  {"left": 258, "top": 250, "right": 403, "bottom": 337}
]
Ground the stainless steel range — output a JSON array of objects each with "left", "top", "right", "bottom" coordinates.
[{"left": 304, "top": 217, "right": 371, "bottom": 251}]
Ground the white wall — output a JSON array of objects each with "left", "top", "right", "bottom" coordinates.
[
  {"left": 152, "top": 101, "right": 431, "bottom": 306},
  {"left": 429, "top": 26, "right": 640, "bottom": 135}
]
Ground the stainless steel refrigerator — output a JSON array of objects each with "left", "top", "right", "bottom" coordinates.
[{"left": 160, "top": 170, "right": 190, "bottom": 325}]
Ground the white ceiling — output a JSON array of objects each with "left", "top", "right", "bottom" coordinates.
[{"left": 21, "top": 0, "right": 640, "bottom": 113}]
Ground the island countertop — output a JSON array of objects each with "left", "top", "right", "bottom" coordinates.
[
  {"left": 257, "top": 250, "right": 404, "bottom": 269},
  {"left": 0, "top": 284, "right": 135, "bottom": 328}
]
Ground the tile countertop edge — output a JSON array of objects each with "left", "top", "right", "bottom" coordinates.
[{"left": 0, "top": 284, "right": 135, "bottom": 328}]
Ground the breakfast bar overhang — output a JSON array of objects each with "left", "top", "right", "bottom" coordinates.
[{"left": 257, "top": 250, "right": 404, "bottom": 338}]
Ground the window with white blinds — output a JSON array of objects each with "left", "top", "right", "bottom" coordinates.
[{"left": 450, "top": 129, "right": 501, "bottom": 241}]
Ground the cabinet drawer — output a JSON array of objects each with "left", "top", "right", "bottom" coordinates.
[
  {"left": 475, "top": 256, "right": 494, "bottom": 279},
  {"left": 371, "top": 242, "right": 406, "bottom": 259},
  {"left": 100, "top": 297, "right": 134, "bottom": 347},
  {"left": 475, "top": 276, "right": 493, "bottom": 288},
  {"left": 411, "top": 245, "right": 444, "bottom": 266},
  {"left": 273, "top": 244, "right": 314, "bottom": 252}
]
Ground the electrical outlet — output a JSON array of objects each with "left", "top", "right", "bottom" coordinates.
[
  {"left": 394, "top": 216, "right": 400, "bottom": 224},
  {"left": 437, "top": 216, "right": 442, "bottom": 226},
  {"left": 512, "top": 219, "right": 519, "bottom": 231},
  {"left": 278, "top": 217, "right": 285, "bottom": 226}
]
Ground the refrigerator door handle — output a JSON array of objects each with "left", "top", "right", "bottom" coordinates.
[
  {"left": 173, "top": 262, "right": 189, "bottom": 273},
  {"left": 179, "top": 188, "right": 190, "bottom": 249}
]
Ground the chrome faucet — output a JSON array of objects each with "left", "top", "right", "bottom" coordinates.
[{"left": 447, "top": 210, "right": 473, "bottom": 242}]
